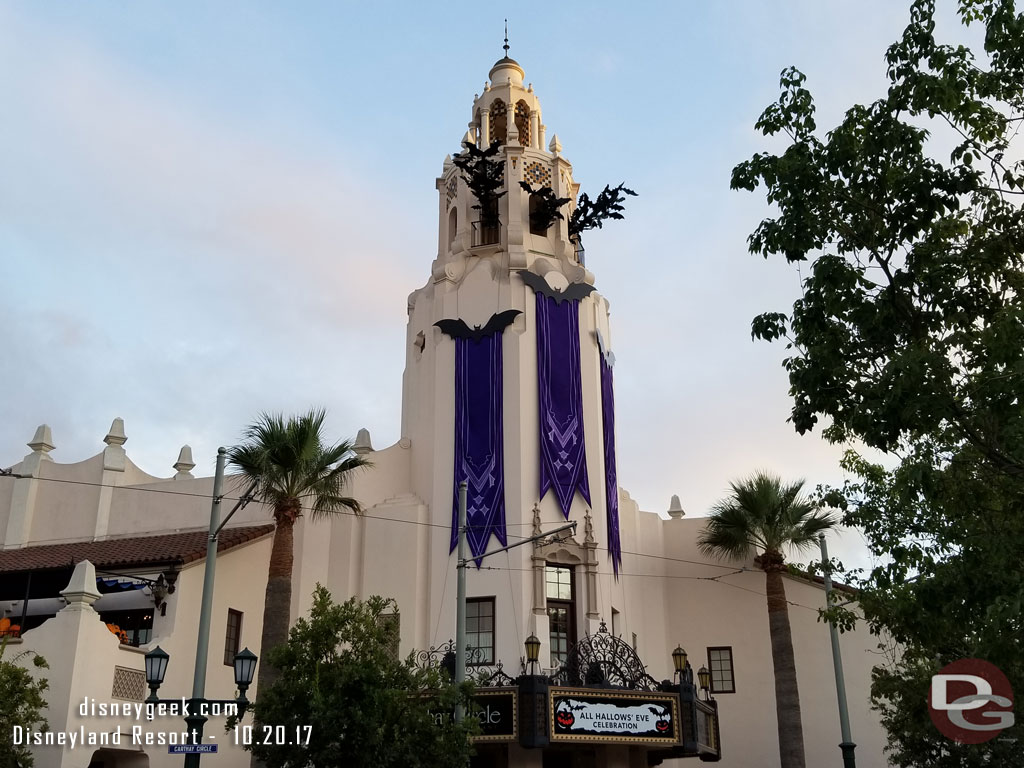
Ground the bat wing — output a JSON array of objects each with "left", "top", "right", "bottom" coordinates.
[
  {"left": 517, "top": 269, "right": 551, "bottom": 297},
  {"left": 518, "top": 270, "right": 597, "bottom": 304},
  {"left": 477, "top": 309, "right": 522, "bottom": 341},
  {"left": 563, "top": 282, "right": 597, "bottom": 302},
  {"left": 433, "top": 318, "right": 473, "bottom": 340},
  {"left": 595, "top": 329, "right": 616, "bottom": 367}
]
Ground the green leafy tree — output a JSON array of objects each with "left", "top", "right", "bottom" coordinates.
[
  {"left": 227, "top": 410, "right": 370, "bottom": 698},
  {"left": 698, "top": 472, "right": 836, "bottom": 768},
  {"left": 236, "top": 586, "right": 476, "bottom": 768},
  {"left": 0, "top": 639, "right": 49, "bottom": 768},
  {"left": 731, "top": 1, "right": 1023, "bottom": 763}
]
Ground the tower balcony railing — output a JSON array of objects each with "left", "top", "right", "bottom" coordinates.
[{"left": 472, "top": 219, "right": 501, "bottom": 247}]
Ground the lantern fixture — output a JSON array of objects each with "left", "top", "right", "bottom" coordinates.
[
  {"left": 672, "top": 646, "right": 687, "bottom": 679},
  {"left": 697, "top": 665, "right": 711, "bottom": 699},
  {"left": 524, "top": 634, "right": 541, "bottom": 673},
  {"left": 233, "top": 648, "right": 258, "bottom": 689},
  {"left": 144, "top": 646, "right": 169, "bottom": 702}
]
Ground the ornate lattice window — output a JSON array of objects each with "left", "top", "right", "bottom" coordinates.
[
  {"left": 490, "top": 100, "right": 507, "bottom": 145},
  {"left": 515, "top": 101, "right": 531, "bottom": 147},
  {"left": 378, "top": 613, "right": 400, "bottom": 659}
]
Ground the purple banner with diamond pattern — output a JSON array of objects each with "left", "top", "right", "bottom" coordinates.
[
  {"left": 450, "top": 333, "right": 507, "bottom": 564},
  {"left": 599, "top": 350, "right": 622, "bottom": 577},
  {"left": 536, "top": 293, "right": 590, "bottom": 518}
]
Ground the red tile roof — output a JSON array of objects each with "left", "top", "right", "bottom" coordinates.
[{"left": 0, "top": 525, "right": 275, "bottom": 573}]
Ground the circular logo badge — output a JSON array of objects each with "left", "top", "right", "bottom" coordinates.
[{"left": 928, "top": 658, "right": 1015, "bottom": 744}]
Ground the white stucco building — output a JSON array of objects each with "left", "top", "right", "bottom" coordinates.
[{"left": 1, "top": 53, "right": 891, "bottom": 768}]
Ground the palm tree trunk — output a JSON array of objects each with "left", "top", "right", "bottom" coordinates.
[
  {"left": 249, "top": 504, "right": 297, "bottom": 768},
  {"left": 258, "top": 509, "right": 296, "bottom": 690},
  {"left": 765, "top": 567, "right": 806, "bottom": 768}
]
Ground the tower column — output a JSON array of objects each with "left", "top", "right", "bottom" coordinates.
[
  {"left": 481, "top": 108, "right": 490, "bottom": 145},
  {"left": 530, "top": 110, "right": 540, "bottom": 150}
]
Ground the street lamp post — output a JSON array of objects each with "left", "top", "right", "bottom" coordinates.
[
  {"left": 141, "top": 448, "right": 258, "bottom": 766},
  {"left": 144, "top": 646, "right": 258, "bottom": 766},
  {"left": 820, "top": 534, "right": 857, "bottom": 768}
]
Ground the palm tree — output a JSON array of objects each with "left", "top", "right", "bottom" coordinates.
[
  {"left": 227, "top": 410, "right": 370, "bottom": 696},
  {"left": 697, "top": 471, "right": 836, "bottom": 768}
]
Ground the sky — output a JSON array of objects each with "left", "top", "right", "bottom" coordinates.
[{"left": 0, "top": 1, "right": 974, "bottom": 568}]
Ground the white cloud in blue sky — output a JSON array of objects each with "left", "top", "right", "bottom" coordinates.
[{"left": 2, "top": 1, "right": 973, "bottom": 569}]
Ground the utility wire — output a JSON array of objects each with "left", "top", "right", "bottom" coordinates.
[{"left": 3, "top": 467, "right": 825, "bottom": 587}]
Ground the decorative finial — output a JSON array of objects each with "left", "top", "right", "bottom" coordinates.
[
  {"left": 28, "top": 424, "right": 56, "bottom": 456},
  {"left": 667, "top": 494, "right": 686, "bottom": 519},
  {"left": 104, "top": 417, "right": 127, "bottom": 447},
  {"left": 353, "top": 428, "right": 374, "bottom": 455},
  {"left": 173, "top": 445, "right": 195, "bottom": 479},
  {"left": 503, "top": 19, "right": 509, "bottom": 56}
]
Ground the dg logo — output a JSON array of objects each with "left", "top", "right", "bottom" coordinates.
[{"left": 929, "top": 658, "right": 1015, "bottom": 744}]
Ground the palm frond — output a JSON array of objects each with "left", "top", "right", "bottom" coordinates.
[
  {"left": 699, "top": 470, "right": 837, "bottom": 565},
  {"left": 227, "top": 410, "right": 371, "bottom": 517}
]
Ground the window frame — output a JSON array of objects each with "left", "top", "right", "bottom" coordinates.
[
  {"left": 224, "top": 609, "right": 243, "bottom": 666},
  {"left": 707, "top": 646, "right": 736, "bottom": 694},
  {"left": 466, "top": 597, "right": 496, "bottom": 666},
  {"left": 545, "top": 564, "right": 577, "bottom": 668}
]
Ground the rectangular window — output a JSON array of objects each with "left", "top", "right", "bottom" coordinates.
[
  {"left": 545, "top": 565, "right": 576, "bottom": 667},
  {"left": 98, "top": 609, "right": 154, "bottom": 648},
  {"left": 466, "top": 598, "right": 494, "bottom": 665},
  {"left": 707, "top": 646, "right": 735, "bottom": 693},
  {"left": 545, "top": 566, "right": 573, "bottom": 600},
  {"left": 611, "top": 607, "right": 620, "bottom": 638},
  {"left": 224, "top": 609, "right": 243, "bottom": 666}
]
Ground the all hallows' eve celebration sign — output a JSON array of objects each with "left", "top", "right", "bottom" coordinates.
[{"left": 549, "top": 688, "right": 681, "bottom": 744}]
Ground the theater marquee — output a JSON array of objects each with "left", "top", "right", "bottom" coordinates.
[{"left": 548, "top": 688, "right": 681, "bottom": 745}]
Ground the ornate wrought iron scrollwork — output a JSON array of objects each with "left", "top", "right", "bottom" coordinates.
[
  {"left": 472, "top": 660, "right": 518, "bottom": 688},
  {"left": 415, "top": 640, "right": 499, "bottom": 680},
  {"left": 415, "top": 639, "right": 458, "bottom": 671},
  {"left": 549, "top": 624, "right": 661, "bottom": 691}
]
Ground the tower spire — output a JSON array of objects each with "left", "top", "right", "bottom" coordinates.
[{"left": 503, "top": 19, "right": 509, "bottom": 56}]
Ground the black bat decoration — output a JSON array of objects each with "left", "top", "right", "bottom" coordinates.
[
  {"left": 433, "top": 309, "right": 521, "bottom": 343},
  {"left": 558, "top": 700, "right": 589, "bottom": 712},
  {"left": 595, "top": 329, "right": 616, "bottom": 367},
  {"left": 517, "top": 270, "right": 597, "bottom": 305}
]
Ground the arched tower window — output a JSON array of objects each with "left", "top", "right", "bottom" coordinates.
[
  {"left": 515, "top": 101, "right": 531, "bottom": 147},
  {"left": 528, "top": 193, "right": 545, "bottom": 236},
  {"left": 448, "top": 207, "right": 458, "bottom": 249},
  {"left": 490, "top": 100, "right": 507, "bottom": 145}
]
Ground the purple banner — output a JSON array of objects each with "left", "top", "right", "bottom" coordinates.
[
  {"left": 536, "top": 293, "right": 590, "bottom": 518},
  {"left": 451, "top": 333, "right": 507, "bottom": 564},
  {"left": 599, "top": 348, "right": 622, "bottom": 577}
]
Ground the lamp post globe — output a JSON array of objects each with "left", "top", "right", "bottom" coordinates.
[
  {"left": 144, "top": 646, "right": 169, "bottom": 701},
  {"left": 697, "top": 665, "right": 711, "bottom": 698},
  {"left": 233, "top": 648, "right": 258, "bottom": 689},
  {"left": 672, "top": 646, "right": 687, "bottom": 679},
  {"left": 524, "top": 634, "right": 541, "bottom": 673}
]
